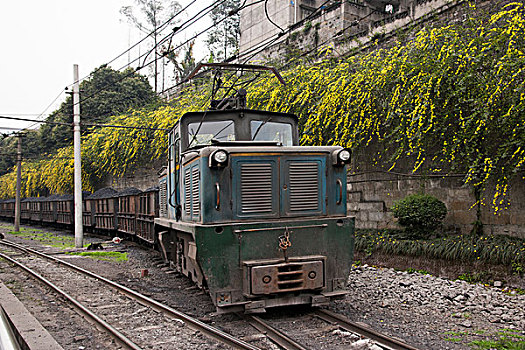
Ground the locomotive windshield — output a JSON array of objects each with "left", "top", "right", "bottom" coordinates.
[
  {"left": 188, "top": 120, "right": 235, "bottom": 147},
  {"left": 250, "top": 120, "right": 293, "bottom": 146}
]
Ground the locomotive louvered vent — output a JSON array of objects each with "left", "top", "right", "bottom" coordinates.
[
  {"left": 191, "top": 167, "right": 200, "bottom": 218},
  {"left": 289, "top": 162, "right": 319, "bottom": 211},
  {"left": 184, "top": 169, "right": 191, "bottom": 216},
  {"left": 277, "top": 264, "right": 304, "bottom": 291},
  {"left": 159, "top": 181, "right": 167, "bottom": 217},
  {"left": 241, "top": 163, "right": 273, "bottom": 214}
]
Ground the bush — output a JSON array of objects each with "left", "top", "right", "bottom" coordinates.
[{"left": 391, "top": 194, "right": 447, "bottom": 236}]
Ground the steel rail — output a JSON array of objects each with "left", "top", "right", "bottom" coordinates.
[
  {"left": 241, "top": 314, "right": 308, "bottom": 350},
  {"left": 314, "top": 309, "right": 420, "bottom": 350},
  {"left": 0, "top": 251, "right": 143, "bottom": 350},
  {"left": 0, "top": 240, "right": 260, "bottom": 350}
]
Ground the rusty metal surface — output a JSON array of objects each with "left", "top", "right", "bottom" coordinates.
[{"left": 250, "top": 260, "right": 324, "bottom": 295}]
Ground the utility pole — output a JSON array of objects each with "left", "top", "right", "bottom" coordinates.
[
  {"left": 14, "top": 134, "right": 22, "bottom": 232},
  {"left": 73, "top": 64, "right": 83, "bottom": 248}
]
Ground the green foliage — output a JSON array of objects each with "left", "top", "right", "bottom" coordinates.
[
  {"left": 470, "top": 329, "right": 525, "bottom": 349},
  {"left": 457, "top": 271, "right": 491, "bottom": 283},
  {"left": 405, "top": 267, "right": 430, "bottom": 275},
  {"left": 166, "top": 41, "right": 197, "bottom": 83},
  {"left": 0, "top": 65, "right": 156, "bottom": 177},
  {"left": 511, "top": 261, "right": 523, "bottom": 276},
  {"left": 355, "top": 230, "right": 525, "bottom": 265},
  {"left": 248, "top": 2, "right": 525, "bottom": 211},
  {"left": 391, "top": 194, "right": 447, "bottom": 236},
  {"left": 66, "top": 251, "right": 128, "bottom": 262},
  {"left": 303, "top": 21, "right": 312, "bottom": 34}
]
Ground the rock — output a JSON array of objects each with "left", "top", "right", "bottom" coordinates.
[
  {"left": 460, "top": 320, "right": 472, "bottom": 328},
  {"left": 349, "top": 339, "right": 375, "bottom": 350},
  {"left": 494, "top": 281, "right": 503, "bottom": 288},
  {"left": 454, "top": 295, "right": 466, "bottom": 302},
  {"left": 73, "top": 335, "right": 86, "bottom": 342},
  {"left": 488, "top": 316, "right": 501, "bottom": 323}
]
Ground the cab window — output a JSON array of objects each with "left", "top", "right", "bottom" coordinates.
[
  {"left": 250, "top": 121, "right": 293, "bottom": 146},
  {"left": 188, "top": 120, "right": 235, "bottom": 148}
]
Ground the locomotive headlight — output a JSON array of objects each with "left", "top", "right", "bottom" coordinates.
[
  {"left": 338, "top": 150, "right": 351, "bottom": 162},
  {"left": 214, "top": 150, "right": 228, "bottom": 163},
  {"left": 209, "top": 150, "right": 229, "bottom": 167},
  {"left": 332, "top": 148, "right": 351, "bottom": 166}
]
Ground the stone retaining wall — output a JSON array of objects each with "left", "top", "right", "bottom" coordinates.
[{"left": 347, "top": 171, "right": 525, "bottom": 238}]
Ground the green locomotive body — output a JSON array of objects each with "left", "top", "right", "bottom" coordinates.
[{"left": 155, "top": 109, "right": 354, "bottom": 313}]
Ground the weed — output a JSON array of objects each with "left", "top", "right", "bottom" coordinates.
[
  {"left": 444, "top": 337, "right": 463, "bottom": 343},
  {"left": 444, "top": 331, "right": 469, "bottom": 336},
  {"left": 512, "top": 261, "right": 523, "bottom": 276},
  {"left": 355, "top": 230, "right": 525, "bottom": 266},
  {"left": 469, "top": 328, "right": 525, "bottom": 349},
  {"left": 457, "top": 272, "right": 491, "bottom": 284},
  {"left": 406, "top": 268, "right": 430, "bottom": 275},
  {"left": 5, "top": 230, "right": 80, "bottom": 249}
]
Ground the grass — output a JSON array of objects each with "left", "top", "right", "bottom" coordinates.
[
  {"left": 443, "top": 329, "right": 525, "bottom": 349},
  {"left": 3, "top": 227, "right": 81, "bottom": 249},
  {"left": 66, "top": 251, "right": 128, "bottom": 262},
  {"left": 355, "top": 229, "right": 525, "bottom": 266}
]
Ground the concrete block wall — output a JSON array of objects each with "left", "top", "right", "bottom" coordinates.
[
  {"left": 240, "top": 0, "right": 293, "bottom": 55},
  {"left": 106, "top": 165, "right": 163, "bottom": 192},
  {"left": 347, "top": 171, "right": 525, "bottom": 238},
  {"left": 240, "top": 0, "right": 472, "bottom": 64}
]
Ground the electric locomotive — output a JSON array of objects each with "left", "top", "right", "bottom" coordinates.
[{"left": 155, "top": 64, "right": 355, "bottom": 313}]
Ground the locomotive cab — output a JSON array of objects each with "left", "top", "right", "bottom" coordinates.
[{"left": 156, "top": 108, "right": 355, "bottom": 313}]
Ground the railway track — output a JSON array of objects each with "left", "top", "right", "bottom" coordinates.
[
  {"left": 0, "top": 239, "right": 258, "bottom": 350},
  {"left": 240, "top": 309, "right": 420, "bottom": 350},
  {"left": 0, "top": 237, "right": 419, "bottom": 350}
]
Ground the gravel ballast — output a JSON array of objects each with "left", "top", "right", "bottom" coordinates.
[{"left": 335, "top": 264, "right": 525, "bottom": 349}]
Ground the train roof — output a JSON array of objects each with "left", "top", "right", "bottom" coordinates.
[
  {"left": 87, "top": 187, "right": 118, "bottom": 199},
  {"left": 53, "top": 194, "right": 74, "bottom": 201},
  {"left": 143, "top": 185, "right": 159, "bottom": 193},
  {"left": 118, "top": 187, "right": 142, "bottom": 197}
]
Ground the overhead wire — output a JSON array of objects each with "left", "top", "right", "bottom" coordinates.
[{"left": 74, "top": 0, "right": 247, "bottom": 109}]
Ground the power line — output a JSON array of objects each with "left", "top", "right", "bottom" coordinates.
[
  {"left": 76, "top": 0, "right": 249, "bottom": 108},
  {"left": 0, "top": 116, "right": 168, "bottom": 132},
  {"left": 0, "top": 115, "right": 70, "bottom": 127},
  {"left": 72, "top": 1, "right": 198, "bottom": 86},
  {"left": 84, "top": 122, "right": 169, "bottom": 132}
]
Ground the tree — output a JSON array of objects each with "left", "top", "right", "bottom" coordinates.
[
  {"left": 121, "top": 0, "right": 181, "bottom": 92},
  {"left": 165, "top": 41, "right": 196, "bottom": 83},
  {"left": 205, "top": 0, "right": 240, "bottom": 62},
  {"left": 0, "top": 65, "right": 157, "bottom": 176}
]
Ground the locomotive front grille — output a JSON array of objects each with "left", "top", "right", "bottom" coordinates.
[
  {"left": 241, "top": 163, "right": 273, "bottom": 214},
  {"left": 249, "top": 260, "right": 324, "bottom": 295},
  {"left": 289, "top": 162, "right": 320, "bottom": 211}
]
